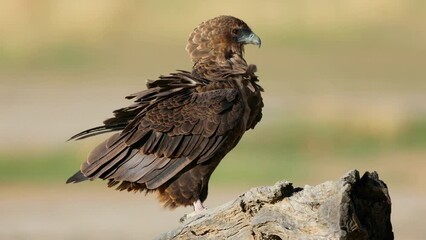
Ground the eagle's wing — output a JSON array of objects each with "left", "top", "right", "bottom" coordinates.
[{"left": 68, "top": 72, "right": 243, "bottom": 190}]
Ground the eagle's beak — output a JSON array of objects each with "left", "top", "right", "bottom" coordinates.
[{"left": 238, "top": 30, "right": 261, "bottom": 48}]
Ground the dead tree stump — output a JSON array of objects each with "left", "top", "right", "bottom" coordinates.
[{"left": 158, "top": 170, "right": 393, "bottom": 240}]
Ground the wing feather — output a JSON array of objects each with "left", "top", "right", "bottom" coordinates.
[
  {"left": 98, "top": 148, "right": 139, "bottom": 179},
  {"left": 114, "top": 154, "right": 158, "bottom": 182},
  {"left": 74, "top": 73, "right": 244, "bottom": 190},
  {"left": 83, "top": 140, "right": 128, "bottom": 176},
  {"left": 156, "top": 134, "right": 171, "bottom": 157},
  {"left": 188, "top": 137, "right": 210, "bottom": 160},
  {"left": 144, "top": 131, "right": 163, "bottom": 153},
  {"left": 143, "top": 157, "right": 192, "bottom": 189},
  {"left": 86, "top": 133, "right": 121, "bottom": 165},
  {"left": 125, "top": 129, "right": 151, "bottom": 146},
  {"left": 198, "top": 135, "right": 226, "bottom": 163},
  {"left": 111, "top": 152, "right": 151, "bottom": 180},
  {"left": 174, "top": 135, "right": 192, "bottom": 157},
  {"left": 182, "top": 135, "right": 201, "bottom": 158},
  {"left": 164, "top": 135, "right": 183, "bottom": 157}
]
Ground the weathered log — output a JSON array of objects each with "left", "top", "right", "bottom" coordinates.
[{"left": 157, "top": 170, "right": 393, "bottom": 240}]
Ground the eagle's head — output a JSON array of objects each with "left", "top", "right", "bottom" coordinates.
[{"left": 186, "top": 16, "right": 261, "bottom": 64}]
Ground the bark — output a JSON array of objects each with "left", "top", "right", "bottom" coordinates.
[{"left": 158, "top": 170, "right": 393, "bottom": 240}]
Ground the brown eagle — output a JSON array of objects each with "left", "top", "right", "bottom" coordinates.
[{"left": 67, "top": 15, "right": 263, "bottom": 211}]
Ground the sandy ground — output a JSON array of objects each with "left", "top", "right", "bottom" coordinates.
[
  {"left": 0, "top": 183, "right": 425, "bottom": 240},
  {"left": 0, "top": 184, "right": 244, "bottom": 240}
]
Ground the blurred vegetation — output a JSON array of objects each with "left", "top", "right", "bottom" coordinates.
[{"left": 0, "top": 1, "right": 425, "bottom": 189}]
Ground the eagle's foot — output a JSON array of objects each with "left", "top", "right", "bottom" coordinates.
[
  {"left": 193, "top": 199, "right": 206, "bottom": 212},
  {"left": 179, "top": 200, "right": 207, "bottom": 222}
]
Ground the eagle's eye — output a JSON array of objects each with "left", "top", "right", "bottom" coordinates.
[{"left": 231, "top": 28, "right": 240, "bottom": 36}]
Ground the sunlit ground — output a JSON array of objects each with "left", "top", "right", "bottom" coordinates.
[{"left": 1, "top": 1, "right": 425, "bottom": 239}]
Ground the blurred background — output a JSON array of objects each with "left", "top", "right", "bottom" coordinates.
[{"left": 1, "top": 0, "right": 425, "bottom": 239}]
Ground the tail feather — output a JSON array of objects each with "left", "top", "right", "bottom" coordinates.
[{"left": 66, "top": 171, "right": 88, "bottom": 184}]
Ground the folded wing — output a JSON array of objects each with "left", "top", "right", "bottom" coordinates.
[{"left": 67, "top": 71, "right": 243, "bottom": 190}]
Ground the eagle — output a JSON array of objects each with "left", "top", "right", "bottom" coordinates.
[{"left": 67, "top": 15, "right": 264, "bottom": 211}]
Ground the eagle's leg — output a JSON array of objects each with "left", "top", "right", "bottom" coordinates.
[{"left": 193, "top": 199, "right": 206, "bottom": 212}]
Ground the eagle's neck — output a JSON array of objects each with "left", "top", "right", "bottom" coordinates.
[{"left": 192, "top": 45, "right": 249, "bottom": 80}]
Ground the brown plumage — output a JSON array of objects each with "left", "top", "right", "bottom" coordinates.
[{"left": 67, "top": 15, "right": 264, "bottom": 210}]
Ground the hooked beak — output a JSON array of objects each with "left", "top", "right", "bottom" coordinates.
[{"left": 237, "top": 30, "right": 261, "bottom": 48}]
